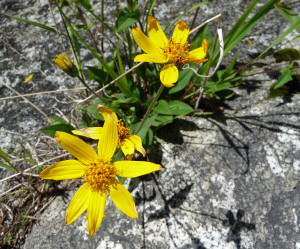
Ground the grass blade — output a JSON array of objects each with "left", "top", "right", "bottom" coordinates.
[
  {"left": 0, "top": 162, "right": 17, "bottom": 173},
  {"left": 4, "top": 13, "right": 57, "bottom": 33},
  {"left": 164, "top": 0, "right": 211, "bottom": 33}
]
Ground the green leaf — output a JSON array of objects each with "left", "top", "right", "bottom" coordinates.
[
  {"left": 0, "top": 162, "right": 17, "bottom": 173},
  {"left": 114, "top": 8, "right": 140, "bottom": 33},
  {"left": 58, "top": 6, "right": 132, "bottom": 97},
  {"left": 153, "top": 100, "right": 173, "bottom": 115},
  {"left": 205, "top": 82, "right": 233, "bottom": 93},
  {"left": 50, "top": 116, "right": 68, "bottom": 125},
  {"left": 131, "top": 114, "right": 157, "bottom": 140},
  {"left": 257, "top": 18, "right": 300, "bottom": 60},
  {"left": 223, "top": 0, "right": 276, "bottom": 57},
  {"left": 86, "top": 103, "right": 103, "bottom": 120},
  {"left": 17, "top": 141, "right": 36, "bottom": 164},
  {"left": 275, "top": 5, "right": 300, "bottom": 33},
  {"left": 272, "top": 66, "right": 293, "bottom": 89},
  {"left": 190, "top": 25, "right": 212, "bottom": 50},
  {"left": 143, "top": 128, "right": 153, "bottom": 147},
  {"left": 116, "top": 43, "right": 128, "bottom": 86},
  {"left": 42, "top": 124, "right": 75, "bottom": 137},
  {"left": 168, "top": 100, "right": 194, "bottom": 116},
  {"left": 224, "top": 0, "right": 259, "bottom": 53},
  {"left": 8, "top": 150, "right": 35, "bottom": 165},
  {"left": 153, "top": 115, "right": 173, "bottom": 127},
  {"left": 164, "top": 0, "right": 211, "bottom": 33},
  {"left": 169, "top": 68, "right": 195, "bottom": 94},
  {"left": 4, "top": 14, "right": 57, "bottom": 33},
  {"left": 269, "top": 85, "right": 289, "bottom": 99},
  {"left": 213, "top": 89, "right": 235, "bottom": 99},
  {"left": 87, "top": 66, "right": 109, "bottom": 85},
  {"left": 76, "top": 0, "right": 92, "bottom": 10},
  {"left": 0, "top": 147, "right": 11, "bottom": 165},
  {"left": 274, "top": 48, "right": 300, "bottom": 62}
]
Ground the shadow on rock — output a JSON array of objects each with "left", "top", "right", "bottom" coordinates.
[
  {"left": 223, "top": 210, "right": 256, "bottom": 249},
  {"left": 156, "top": 119, "right": 199, "bottom": 144}
]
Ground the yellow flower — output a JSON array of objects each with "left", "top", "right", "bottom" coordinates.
[
  {"left": 72, "top": 105, "right": 146, "bottom": 158},
  {"left": 132, "top": 16, "right": 209, "bottom": 88},
  {"left": 40, "top": 116, "right": 161, "bottom": 238},
  {"left": 53, "top": 52, "right": 78, "bottom": 77}
]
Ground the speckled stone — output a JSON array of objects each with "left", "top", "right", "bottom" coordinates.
[{"left": 1, "top": 0, "right": 300, "bottom": 248}]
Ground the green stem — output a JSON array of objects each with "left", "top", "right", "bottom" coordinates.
[
  {"left": 77, "top": 76, "right": 102, "bottom": 99},
  {"left": 134, "top": 84, "right": 164, "bottom": 135}
]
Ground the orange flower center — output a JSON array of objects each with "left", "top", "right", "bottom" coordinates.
[
  {"left": 117, "top": 119, "right": 130, "bottom": 147},
  {"left": 84, "top": 158, "right": 117, "bottom": 191},
  {"left": 163, "top": 39, "right": 190, "bottom": 65}
]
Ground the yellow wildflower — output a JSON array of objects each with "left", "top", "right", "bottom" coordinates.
[
  {"left": 53, "top": 52, "right": 78, "bottom": 77},
  {"left": 132, "top": 16, "right": 208, "bottom": 87},
  {"left": 40, "top": 117, "right": 161, "bottom": 238},
  {"left": 72, "top": 105, "right": 146, "bottom": 158}
]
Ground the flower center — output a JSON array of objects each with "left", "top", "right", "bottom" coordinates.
[
  {"left": 84, "top": 158, "right": 117, "bottom": 191},
  {"left": 163, "top": 39, "right": 190, "bottom": 65},
  {"left": 117, "top": 119, "right": 130, "bottom": 146}
]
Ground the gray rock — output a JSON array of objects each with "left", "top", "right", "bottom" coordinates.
[
  {"left": 23, "top": 91, "right": 300, "bottom": 248},
  {"left": 1, "top": 0, "right": 300, "bottom": 248}
]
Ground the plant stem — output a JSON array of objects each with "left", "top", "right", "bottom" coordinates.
[
  {"left": 195, "top": 15, "right": 221, "bottom": 110},
  {"left": 134, "top": 84, "right": 164, "bottom": 135}
]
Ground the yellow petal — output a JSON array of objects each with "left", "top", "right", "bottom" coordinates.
[
  {"left": 87, "top": 189, "right": 106, "bottom": 238},
  {"left": 40, "top": 160, "right": 86, "bottom": 180},
  {"left": 24, "top": 73, "right": 34, "bottom": 83},
  {"left": 72, "top": 127, "right": 102, "bottom": 140},
  {"left": 202, "top": 39, "right": 209, "bottom": 53},
  {"left": 97, "top": 105, "right": 118, "bottom": 122},
  {"left": 127, "top": 134, "right": 146, "bottom": 156},
  {"left": 108, "top": 178, "right": 138, "bottom": 219},
  {"left": 184, "top": 39, "right": 209, "bottom": 64},
  {"left": 125, "top": 154, "right": 134, "bottom": 161},
  {"left": 114, "top": 161, "right": 161, "bottom": 178},
  {"left": 56, "top": 132, "right": 98, "bottom": 165},
  {"left": 148, "top": 16, "right": 168, "bottom": 49},
  {"left": 134, "top": 54, "right": 168, "bottom": 63},
  {"left": 66, "top": 183, "right": 91, "bottom": 225},
  {"left": 132, "top": 26, "right": 163, "bottom": 56},
  {"left": 120, "top": 138, "right": 135, "bottom": 156},
  {"left": 172, "top": 21, "right": 189, "bottom": 44},
  {"left": 160, "top": 64, "right": 179, "bottom": 87},
  {"left": 98, "top": 114, "right": 118, "bottom": 162}
]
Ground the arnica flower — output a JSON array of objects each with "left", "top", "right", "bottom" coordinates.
[
  {"left": 73, "top": 105, "right": 146, "bottom": 159},
  {"left": 53, "top": 52, "right": 78, "bottom": 78},
  {"left": 40, "top": 116, "right": 161, "bottom": 238},
  {"left": 132, "top": 16, "right": 209, "bottom": 88}
]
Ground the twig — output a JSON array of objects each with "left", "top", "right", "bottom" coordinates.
[
  {"left": 190, "top": 7, "right": 200, "bottom": 30},
  {"left": 24, "top": 216, "right": 41, "bottom": 221},
  {"left": 1, "top": 80, "right": 52, "bottom": 124},
  {"left": 47, "top": 0, "right": 66, "bottom": 51},
  {"left": 0, "top": 183, "right": 23, "bottom": 198},
  {"left": 189, "top": 14, "right": 221, "bottom": 35},
  {"left": 134, "top": 84, "right": 165, "bottom": 135},
  {"left": 194, "top": 15, "right": 222, "bottom": 110},
  {"left": 75, "top": 62, "right": 144, "bottom": 103},
  {"left": 0, "top": 153, "right": 69, "bottom": 184},
  {"left": 0, "top": 86, "right": 94, "bottom": 101},
  {"left": 35, "top": 196, "right": 55, "bottom": 216},
  {"left": 21, "top": 173, "right": 40, "bottom": 178},
  {"left": 1, "top": 39, "right": 47, "bottom": 78}
]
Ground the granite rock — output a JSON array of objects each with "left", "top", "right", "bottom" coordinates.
[{"left": 1, "top": 0, "right": 300, "bottom": 248}]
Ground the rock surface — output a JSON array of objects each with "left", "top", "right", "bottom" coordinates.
[
  {"left": 22, "top": 91, "right": 300, "bottom": 249},
  {"left": 1, "top": 0, "right": 300, "bottom": 249}
]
